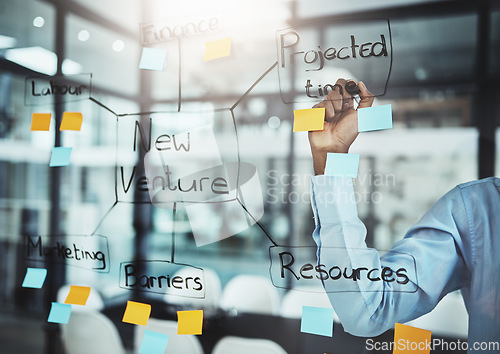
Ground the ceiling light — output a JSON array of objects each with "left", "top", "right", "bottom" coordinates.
[
  {"left": 0, "top": 35, "right": 17, "bottom": 49},
  {"left": 33, "top": 16, "right": 45, "bottom": 28},
  {"left": 415, "top": 68, "right": 428, "bottom": 81},
  {"left": 268, "top": 116, "right": 281, "bottom": 129},
  {"left": 112, "top": 40, "right": 125, "bottom": 52},
  {"left": 5, "top": 46, "right": 57, "bottom": 75},
  {"left": 248, "top": 98, "right": 267, "bottom": 117},
  {"left": 78, "top": 30, "right": 90, "bottom": 42},
  {"left": 62, "top": 59, "right": 83, "bottom": 75}
]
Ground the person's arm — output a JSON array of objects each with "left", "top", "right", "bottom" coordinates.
[{"left": 308, "top": 79, "right": 468, "bottom": 336}]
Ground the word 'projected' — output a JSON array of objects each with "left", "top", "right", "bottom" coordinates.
[{"left": 276, "top": 19, "right": 392, "bottom": 103}]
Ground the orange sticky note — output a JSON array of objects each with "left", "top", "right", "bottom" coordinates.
[
  {"left": 293, "top": 108, "right": 325, "bottom": 132},
  {"left": 393, "top": 323, "right": 431, "bottom": 354},
  {"left": 177, "top": 310, "right": 203, "bottom": 335},
  {"left": 60, "top": 112, "right": 83, "bottom": 131},
  {"left": 204, "top": 37, "right": 231, "bottom": 61},
  {"left": 64, "top": 285, "right": 91, "bottom": 306},
  {"left": 31, "top": 113, "right": 51, "bottom": 131},
  {"left": 122, "top": 301, "right": 151, "bottom": 326}
]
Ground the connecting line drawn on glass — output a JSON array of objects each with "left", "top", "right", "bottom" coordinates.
[
  {"left": 89, "top": 97, "right": 117, "bottom": 116},
  {"left": 178, "top": 39, "right": 182, "bottom": 112},
  {"left": 171, "top": 202, "right": 177, "bottom": 263},
  {"left": 237, "top": 197, "right": 277, "bottom": 247},
  {"left": 118, "top": 259, "right": 206, "bottom": 298},
  {"left": 91, "top": 201, "right": 118, "bottom": 236},
  {"left": 156, "top": 143, "right": 178, "bottom": 262},
  {"left": 230, "top": 62, "right": 278, "bottom": 111}
]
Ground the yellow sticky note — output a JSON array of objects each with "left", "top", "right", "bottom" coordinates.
[
  {"left": 122, "top": 301, "right": 151, "bottom": 326},
  {"left": 393, "top": 323, "right": 432, "bottom": 354},
  {"left": 64, "top": 285, "right": 91, "bottom": 306},
  {"left": 204, "top": 37, "right": 231, "bottom": 61},
  {"left": 60, "top": 112, "right": 83, "bottom": 131},
  {"left": 177, "top": 310, "right": 203, "bottom": 335},
  {"left": 31, "top": 113, "right": 51, "bottom": 131},
  {"left": 293, "top": 108, "right": 325, "bottom": 132}
]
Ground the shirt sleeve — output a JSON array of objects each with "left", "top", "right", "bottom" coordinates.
[{"left": 310, "top": 175, "right": 468, "bottom": 337}]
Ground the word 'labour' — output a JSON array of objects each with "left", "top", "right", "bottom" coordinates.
[{"left": 31, "top": 80, "right": 87, "bottom": 96}]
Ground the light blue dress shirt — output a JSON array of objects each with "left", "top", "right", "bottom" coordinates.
[{"left": 310, "top": 176, "right": 500, "bottom": 353}]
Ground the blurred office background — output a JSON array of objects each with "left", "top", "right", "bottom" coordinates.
[{"left": 0, "top": 0, "right": 499, "bottom": 353}]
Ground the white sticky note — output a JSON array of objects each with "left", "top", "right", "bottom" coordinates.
[{"left": 139, "top": 48, "right": 167, "bottom": 71}]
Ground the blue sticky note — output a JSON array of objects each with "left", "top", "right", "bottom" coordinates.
[
  {"left": 47, "top": 302, "right": 72, "bottom": 324},
  {"left": 49, "top": 147, "right": 72, "bottom": 167},
  {"left": 358, "top": 104, "right": 393, "bottom": 132},
  {"left": 22, "top": 268, "right": 47, "bottom": 288},
  {"left": 139, "top": 330, "right": 169, "bottom": 354},
  {"left": 139, "top": 48, "right": 167, "bottom": 71},
  {"left": 324, "top": 153, "right": 359, "bottom": 178},
  {"left": 301, "top": 306, "right": 334, "bottom": 337}
]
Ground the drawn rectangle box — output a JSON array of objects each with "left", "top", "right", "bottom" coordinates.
[
  {"left": 25, "top": 73, "right": 92, "bottom": 107},
  {"left": 276, "top": 19, "right": 392, "bottom": 104},
  {"left": 115, "top": 110, "right": 238, "bottom": 205},
  {"left": 24, "top": 234, "right": 110, "bottom": 272},
  {"left": 119, "top": 260, "right": 205, "bottom": 299},
  {"left": 268, "top": 246, "right": 418, "bottom": 293}
]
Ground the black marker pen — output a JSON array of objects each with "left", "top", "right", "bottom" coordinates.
[
  {"left": 345, "top": 80, "right": 361, "bottom": 95},
  {"left": 345, "top": 80, "right": 361, "bottom": 104}
]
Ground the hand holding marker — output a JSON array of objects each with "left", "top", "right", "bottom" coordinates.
[{"left": 308, "top": 78, "right": 374, "bottom": 175}]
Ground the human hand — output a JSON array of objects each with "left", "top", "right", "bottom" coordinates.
[{"left": 308, "top": 78, "right": 374, "bottom": 175}]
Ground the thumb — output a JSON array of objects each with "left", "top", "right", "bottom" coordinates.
[{"left": 357, "top": 81, "right": 374, "bottom": 109}]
